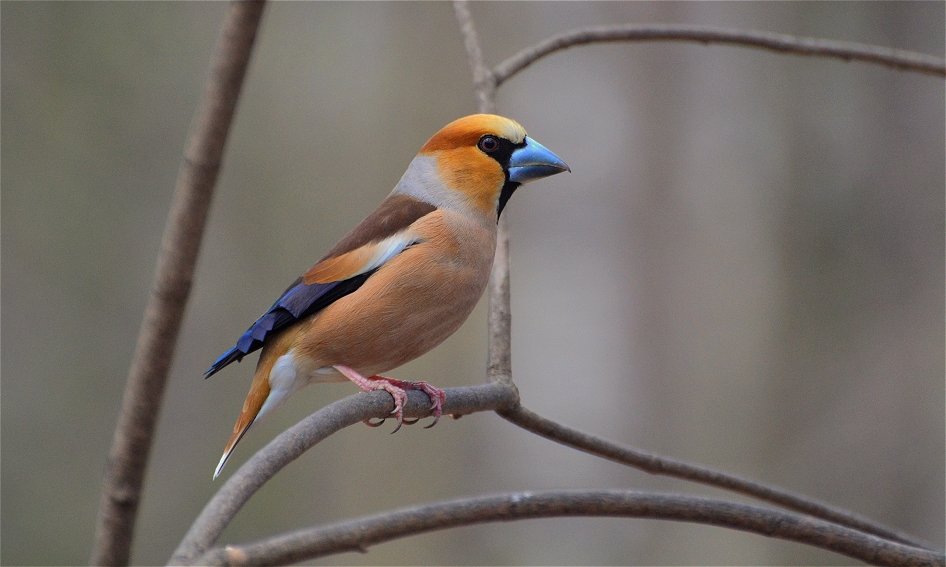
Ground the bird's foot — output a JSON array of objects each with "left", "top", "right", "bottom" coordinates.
[
  {"left": 333, "top": 365, "right": 446, "bottom": 432},
  {"left": 369, "top": 376, "right": 446, "bottom": 431}
]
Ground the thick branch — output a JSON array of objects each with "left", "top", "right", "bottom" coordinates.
[
  {"left": 499, "top": 406, "right": 935, "bottom": 550},
  {"left": 91, "top": 2, "right": 266, "bottom": 565},
  {"left": 194, "top": 490, "right": 944, "bottom": 567},
  {"left": 493, "top": 23, "right": 946, "bottom": 86},
  {"left": 169, "top": 382, "right": 519, "bottom": 565}
]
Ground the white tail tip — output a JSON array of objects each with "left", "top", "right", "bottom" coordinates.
[{"left": 213, "top": 451, "right": 232, "bottom": 480}]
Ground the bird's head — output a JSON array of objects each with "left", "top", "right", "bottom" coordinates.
[{"left": 394, "top": 114, "right": 569, "bottom": 220}]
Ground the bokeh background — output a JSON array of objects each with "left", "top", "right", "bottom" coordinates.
[{"left": 3, "top": 2, "right": 943, "bottom": 565}]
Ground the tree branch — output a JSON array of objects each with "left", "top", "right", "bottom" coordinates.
[
  {"left": 452, "top": 0, "right": 517, "bottom": 393},
  {"left": 193, "top": 490, "right": 944, "bottom": 567},
  {"left": 452, "top": 0, "right": 496, "bottom": 114},
  {"left": 493, "top": 23, "right": 946, "bottom": 86},
  {"left": 90, "top": 3, "right": 266, "bottom": 565},
  {"left": 164, "top": 7, "right": 940, "bottom": 566},
  {"left": 170, "top": 385, "right": 938, "bottom": 564},
  {"left": 499, "top": 405, "right": 936, "bottom": 551},
  {"left": 451, "top": 3, "right": 938, "bottom": 557},
  {"left": 169, "top": 382, "right": 519, "bottom": 565}
]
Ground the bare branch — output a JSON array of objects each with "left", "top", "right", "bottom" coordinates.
[
  {"left": 452, "top": 0, "right": 516, "bottom": 391},
  {"left": 165, "top": 8, "right": 939, "bottom": 567},
  {"left": 91, "top": 2, "right": 266, "bottom": 565},
  {"left": 452, "top": 0, "right": 496, "bottom": 114},
  {"left": 451, "top": 8, "right": 938, "bottom": 555},
  {"left": 493, "top": 23, "right": 946, "bottom": 86},
  {"left": 499, "top": 405, "right": 935, "bottom": 551},
  {"left": 486, "top": 218, "right": 515, "bottom": 385},
  {"left": 169, "top": 382, "right": 519, "bottom": 565},
  {"left": 170, "top": 386, "right": 938, "bottom": 564},
  {"left": 193, "top": 490, "right": 945, "bottom": 567}
]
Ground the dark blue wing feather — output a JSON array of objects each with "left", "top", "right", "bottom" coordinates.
[{"left": 204, "top": 271, "right": 374, "bottom": 378}]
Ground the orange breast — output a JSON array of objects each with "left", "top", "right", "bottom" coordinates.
[{"left": 293, "top": 209, "right": 497, "bottom": 377}]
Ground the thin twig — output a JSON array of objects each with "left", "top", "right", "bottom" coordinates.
[
  {"left": 455, "top": 3, "right": 937, "bottom": 555},
  {"left": 452, "top": 0, "right": 496, "bottom": 114},
  {"left": 193, "top": 490, "right": 944, "bottom": 567},
  {"left": 90, "top": 2, "right": 266, "bottom": 565},
  {"left": 167, "top": 7, "right": 940, "bottom": 566},
  {"left": 493, "top": 24, "right": 946, "bottom": 86},
  {"left": 169, "top": 382, "right": 519, "bottom": 565},
  {"left": 486, "top": 218, "right": 515, "bottom": 386},
  {"left": 452, "top": 1, "right": 517, "bottom": 392},
  {"left": 499, "top": 405, "right": 936, "bottom": 551}
]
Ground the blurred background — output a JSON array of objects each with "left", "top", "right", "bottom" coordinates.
[{"left": 2, "top": 2, "right": 943, "bottom": 565}]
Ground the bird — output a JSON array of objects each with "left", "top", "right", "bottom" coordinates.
[{"left": 206, "top": 114, "right": 569, "bottom": 479}]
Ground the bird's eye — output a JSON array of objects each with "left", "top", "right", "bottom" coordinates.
[{"left": 478, "top": 135, "right": 499, "bottom": 153}]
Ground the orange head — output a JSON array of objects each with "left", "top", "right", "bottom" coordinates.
[{"left": 396, "top": 114, "right": 569, "bottom": 218}]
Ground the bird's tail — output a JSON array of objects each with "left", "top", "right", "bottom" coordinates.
[{"left": 213, "top": 345, "right": 285, "bottom": 480}]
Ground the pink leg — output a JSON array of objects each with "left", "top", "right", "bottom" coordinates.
[
  {"left": 369, "top": 376, "right": 446, "bottom": 429},
  {"left": 333, "top": 365, "right": 446, "bottom": 432}
]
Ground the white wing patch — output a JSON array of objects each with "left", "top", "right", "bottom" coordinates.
[{"left": 360, "top": 231, "right": 419, "bottom": 274}]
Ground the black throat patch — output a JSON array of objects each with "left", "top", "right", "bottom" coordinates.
[
  {"left": 497, "top": 181, "right": 520, "bottom": 219},
  {"left": 481, "top": 137, "right": 526, "bottom": 220}
]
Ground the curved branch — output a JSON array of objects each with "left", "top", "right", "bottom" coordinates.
[
  {"left": 169, "top": 382, "right": 519, "bottom": 565},
  {"left": 493, "top": 23, "right": 946, "bottom": 86},
  {"left": 91, "top": 2, "right": 266, "bottom": 565},
  {"left": 453, "top": 5, "right": 936, "bottom": 553},
  {"left": 170, "top": 9, "right": 940, "bottom": 567},
  {"left": 499, "top": 406, "right": 935, "bottom": 550},
  {"left": 193, "top": 490, "right": 944, "bottom": 566},
  {"left": 171, "top": 384, "right": 937, "bottom": 565}
]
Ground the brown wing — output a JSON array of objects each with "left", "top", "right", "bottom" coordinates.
[
  {"left": 205, "top": 194, "right": 436, "bottom": 378},
  {"left": 319, "top": 194, "right": 436, "bottom": 261},
  {"left": 302, "top": 194, "right": 436, "bottom": 285}
]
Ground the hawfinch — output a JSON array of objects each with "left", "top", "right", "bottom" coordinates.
[{"left": 206, "top": 114, "right": 569, "bottom": 478}]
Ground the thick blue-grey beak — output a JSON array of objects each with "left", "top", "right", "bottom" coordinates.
[{"left": 508, "top": 136, "right": 570, "bottom": 184}]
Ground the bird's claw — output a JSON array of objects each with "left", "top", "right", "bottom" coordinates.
[
  {"left": 366, "top": 375, "right": 446, "bottom": 432},
  {"left": 421, "top": 385, "right": 446, "bottom": 428},
  {"left": 336, "top": 365, "right": 446, "bottom": 433}
]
